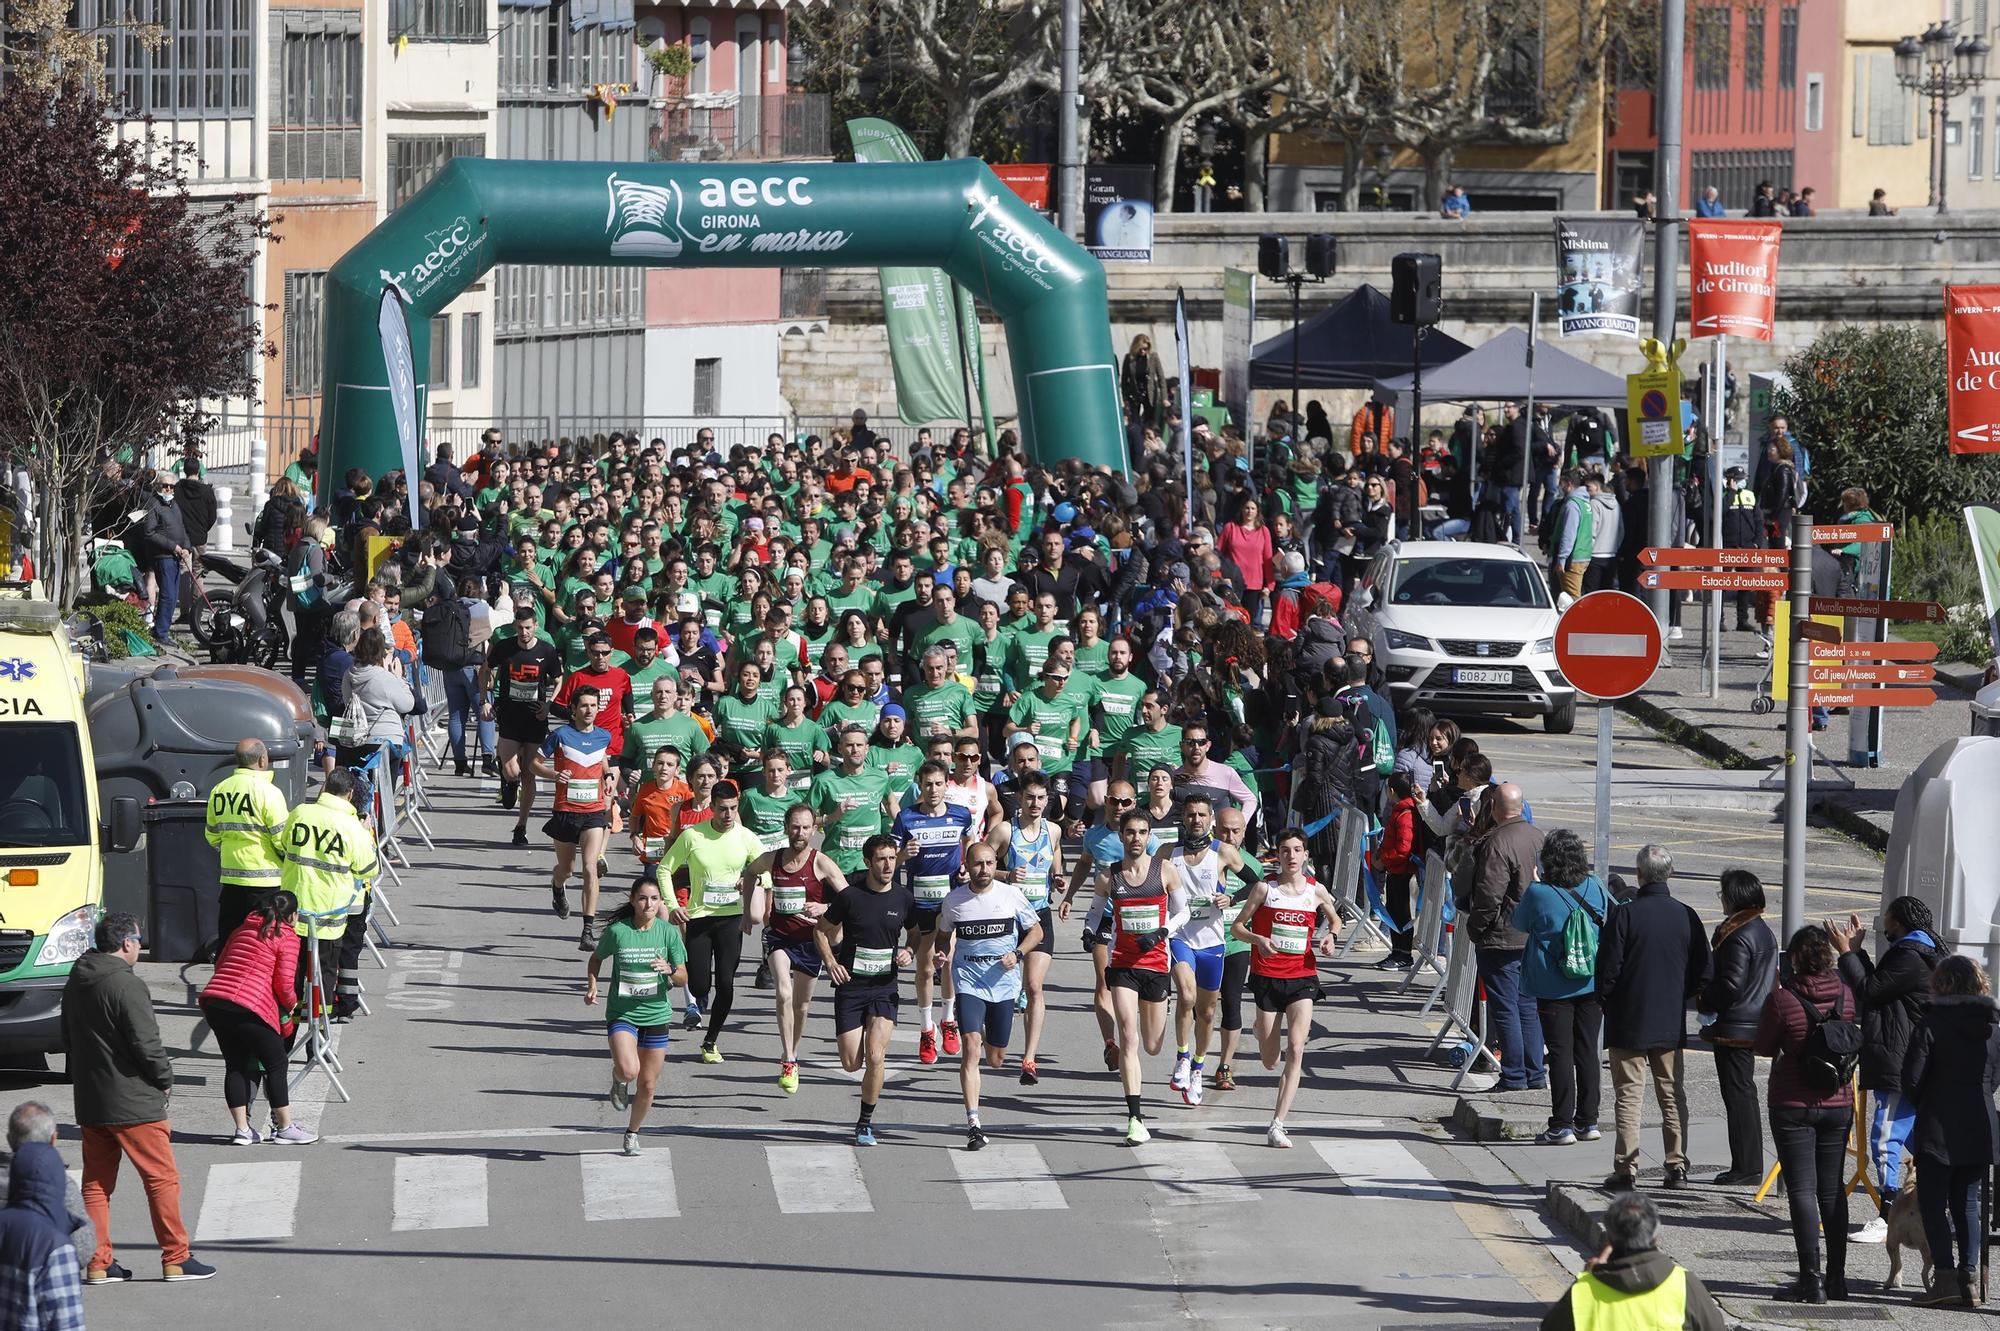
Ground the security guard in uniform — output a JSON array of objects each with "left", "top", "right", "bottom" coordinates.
[
  {"left": 204, "top": 738, "right": 290, "bottom": 948},
  {"left": 1542, "top": 1195, "right": 1725, "bottom": 1331},
  {"left": 278, "top": 767, "right": 378, "bottom": 1023}
]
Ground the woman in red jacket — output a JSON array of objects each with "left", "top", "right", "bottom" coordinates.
[
  {"left": 200, "top": 892, "right": 316, "bottom": 1146},
  {"left": 1217, "top": 497, "right": 1276, "bottom": 628},
  {"left": 1754, "top": 926, "right": 1859, "bottom": 1305}
]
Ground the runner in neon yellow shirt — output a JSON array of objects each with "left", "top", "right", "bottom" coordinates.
[{"left": 661, "top": 782, "right": 766, "bottom": 1064}]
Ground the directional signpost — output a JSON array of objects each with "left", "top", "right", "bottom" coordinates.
[
  {"left": 1807, "top": 596, "right": 1945, "bottom": 623},
  {"left": 1641, "top": 547, "right": 1787, "bottom": 569},
  {"left": 1640, "top": 568, "right": 1788, "bottom": 593},
  {"left": 1555, "top": 591, "right": 1664, "bottom": 879}
]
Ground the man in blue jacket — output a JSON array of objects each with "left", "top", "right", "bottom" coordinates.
[{"left": 0, "top": 1140, "right": 85, "bottom": 1329}]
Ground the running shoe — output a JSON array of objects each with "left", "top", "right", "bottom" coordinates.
[
  {"left": 1213, "top": 1064, "right": 1236, "bottom": 1091},
  {"left": 621, "top": 1131, "right": 641, "bottom": 1158},
  {"left": 1579, "top": 1123, "right": 1602, "bottom": 1142},
  {"left": 1018, "top": 1058, "right": 1038, "bottom": 1086},
  {"left": 754, "top": 958, "right": 773, "bottom": 990},
  {"left": 1102, "top": 1040, "right": 1120, "bottom": 1071},
  {"left": 551, "top": 885, "right": 571, "bottom": 919},
  {"left": 269, "top": 1124, "right": 318, "bottom": 1145},
  {"left": 1015, "top": 990, "right": 1029, "bottom": 1013},
  {"left": 682, "top": 1001, "right": 703, "bottom": 1030},
  {"left": 855, "top": 1123, "right": 877, "bottom": 1147},
  {"left": 1183, "top": 1069, "right": 1204, "bottom": 1107},
  {"left": 700, "top": 1042, "right": 723, "bottom": 1064},
  {"left": 596, "top": 857, "right": 609, "bottom": 879},
  {"left": 578, "top": 922, "right": 596, "bottom": 953},
  {"left": 1170, "top": 1054, "right": 1191, "bottom": 1091},
  {"left": 919, "top": 1029, "right": 938, "bottom": 1065},
  {"left": 1125, "top": 1116, "right": 1151, "bottom": 1146},
  {"left": 610, "top": 1071, "right": 630, "bottom": 1111},
  {"left": 85, "top": 1263, "right": 132, "bottom": 1285},
  {"left": 229, "top": 1125, "right": 261, "bottom": 1146},
  {"left": 163, "top": 1257, "right": 217, "bottom": 1282},
  {"left": 940, "top": 1021, "right": 961, "bottom": 1057},
  {"left": 511, "top": 824, "right": 529, "bottom": 848},
  {"left": 1266, "top": 1121, "right": 1293, "bottom": 1150},
  {"left": 966, "top": 1124, "right": 989, "bottom": 1152},
  {"left": 499, "top": 779, "right": 518, "bottom": 807},
  {"left": 1853, "top": 1216, "right": 1890, "bottom": 1244},
  {"left": 778, "top": 1062, "right": 799, "bottom": 1094},
  {"left": 1535, "top": 1127, "right": 1577, "bottom": 1146}
]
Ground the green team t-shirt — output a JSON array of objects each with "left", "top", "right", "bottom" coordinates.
[
  {"left": 594, "top": 916, "right": 687, "bottom": 1027},
  {"left": 1221, "top": 859, "right": 1266, "bottom": 957},
  {"left": 712, "top": 692, "right": 778, "bottom": 759},
  {"left": 902, "top": 680, "right": 975, "bottom": 742},
  {"left": 1007, "top": 690, "right": 1084, "bottom": 774},
  {"left": 818, "top": 698, "right": 880, "bottom": 748},
  {"left": 866, "top": 741, "right": 925, "bottom": 790},
  {"left": 761, "top": 718, "right": 823, "bottom": 792},
  {"left": 740, "top": 785, "right": 796, "bottom": 852},
  {"left": 1115, "top": 723, "right": 1184, "bottom": 786},
  {"left": 1072, "top": 639, "right": 1111, "bottom": 680},
  {"left": 620, "top": 653, "right": 676, "bottom": 697},
  {"left": 661, "top": 820, "right": 765, "bottom": 919},
  {"left": 871, "top": 583, "right": 918, "bottom": 625},
  {"left": 622, "top": 713, "right": 704, "bottom": 772},
  {"left": 1006, "top": 628, "right": 1063, "bottom": 689},
  {"left": 808, "top": 766, "right": 893, "bottom": 872},
  {"left": 1091, "top": 674, "right": 1147, "bottom": 757},
  {"left": 915, "top": 615, "right": 982, "bottom": 668},
  {"left": 825, "top": 586, "right": 877, "bottom": 622}
]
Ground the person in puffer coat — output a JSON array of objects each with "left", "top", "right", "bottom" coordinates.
[
  {"left": 1696, "top": 869, "right": 1777, "bottom": 1186},
  {"left": 1900, "top": 955, "right": 2000, "bottom": 1309}
]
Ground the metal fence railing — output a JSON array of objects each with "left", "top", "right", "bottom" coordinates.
[{"left": 648, "top": 92, "right": 831, "bottom": 163}]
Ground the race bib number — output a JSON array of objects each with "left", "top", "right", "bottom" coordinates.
[
  {"left": 852, "top": 946, "right": 892, "bottom": 978},
  {"left": 704, "top": 885, "right": 742, "bottom": 909},
  {"left": 773, "top": 886, "right": 807, "bottom": 915},
  {"left": 914, "top": 874, "right": 951, "bottom": 905},
  {"left": 838, "top": 828, "right": 869, "bottom": 850},
  {"left": 1186, "top": 896, "right": 1214, "bottom": 921},
  {"left": 507, "top": 679, "right": 539, "bottom": 703},
  {"left": 565, "top": 777, "right": 601, "bottom": 804},
  {"left": 617, "top": 966, "right": 659, "bottom": 996},
  {"left": 1272, "top": 923, "right": 1309, "bottom": 954},
  {"left": 1118, "top": 903, "right": 1159, "bottom": 934},
  {"left": 1019, "top": 874, "right": 1049, "bottom": 907},
  {"left": 640, "top": 836, "right": 668, "bottom": 860}
]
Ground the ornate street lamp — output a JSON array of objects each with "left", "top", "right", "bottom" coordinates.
[{"left": 1898, "top": 20, "right": 1994, "bottom": 213}]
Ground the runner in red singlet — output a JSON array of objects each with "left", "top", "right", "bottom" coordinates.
[
  {"left": 1088, "top": 809, "right": 1188, "bottom": 1145},
  {"left": 1232, "top": 827, "right": 1341, "bottom": 1149}
]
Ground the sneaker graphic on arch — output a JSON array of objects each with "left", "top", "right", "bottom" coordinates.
[{"left": 605, "top": 174, "right": 685, "bottom": 258}]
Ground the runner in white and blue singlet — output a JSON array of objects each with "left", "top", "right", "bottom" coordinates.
[{"left": 892, "top": 760, "right": 974, "bottom": 1066}]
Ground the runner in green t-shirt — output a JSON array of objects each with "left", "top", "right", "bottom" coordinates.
[
  {"left": 865, "top": 705, "right": 925, "bottom": 792},
  {"left": 1007, "top": 662, "right": 1084, "bottom": 781},
  {"left": 1112, "top": 690, "right": 1183, "bottom": 788},
  {"left": 586, "top": 877, "right": 689, "bottom": 1156},
  {"left": 808, "top": 726, "right": 895, "bottom": 876},
  {"left": 1085, "top": 636, "right": 1147, "bottom": 810},
  {"left": 760, "top": 685, "right": 824, "bottom": 793},
  {"left": 1070, "top": 608, "right": 1111, "bottom": 679},
  {"left": 817, "top": 670, "right": 880, "bottom": 749},
  {"left": 619, "top": 627, "right": 676, "bottom": 697},
  {"left": 740, "top": 751, "right": 798, "bottom": 853},
  {"left": 902, "top": 650, "right": 978, "bottom": 744},
  {"left": 711, "top": 662, "right": 779, "bottom": 779},
  {"left": 914, "top": 585, "right": 982, "bottom": 668},
  {"left": 1004, "top": 592, "right": 1067, "bottom": 693}
]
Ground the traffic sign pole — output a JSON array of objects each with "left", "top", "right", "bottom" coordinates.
[
  {"left": 1783, "top": 513, "right": 1811, "bottom": 941},
  {"left": 1555, "top": 592, "right": 1665, "bottom": 884}
]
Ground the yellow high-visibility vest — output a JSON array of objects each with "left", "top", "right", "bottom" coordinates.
[
  {"left": 1567, "top": 1266, "right": 1687, "bottom": 1331},
  {"left": 204, "top": 768, "right": 289, "bottom": 889}
]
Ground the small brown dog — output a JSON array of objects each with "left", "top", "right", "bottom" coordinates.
[{"left": 1885, "top": 1175, "right": 1934, "bottom": 1292}]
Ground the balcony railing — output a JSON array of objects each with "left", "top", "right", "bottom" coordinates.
[{"left": 649, "top": 92, "right": 831, "bottom": 163}]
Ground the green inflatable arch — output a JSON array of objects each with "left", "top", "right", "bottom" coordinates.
[{"left": 315, "top": 157, "right": 1125, "bottom": 493}]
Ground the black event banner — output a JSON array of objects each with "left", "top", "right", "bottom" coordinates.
[
  {"left": 1084, "top": 164, "right": 1156, "bottom": 262},
  {"left": 1554, "top": 217, "right": 1645, "bottom": 338}
]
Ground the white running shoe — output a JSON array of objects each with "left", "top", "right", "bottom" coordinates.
[
  {"left": 1183, "top": 1069, "right": 1204, "bottom": 1107},
  {"left": 229, "top": 1126, "right": 260, "bottom": 1147},
  {"left": 609, "top": 1072, "right": 630, "bottom": 1111},
  {"left": 1852, "top": 1215, "right": 1889, "bottom": 1244},
  {"left": 269, "top": 1124, "right": 318, "bottom": 1145},
  {"left": 1267, "top": 1121, "right": 1293, "bottom": 1149},
  {"left": 1169, "top": 1054, "right": 1191, "bottom": 1091},
  {"left": 621, "top": 1131, "right": 641, "bottom": 1157}
]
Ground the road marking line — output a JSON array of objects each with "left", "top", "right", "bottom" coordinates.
[
  {"left": 321, "top": 1116, "right": 1381, "bottom": 1146},
  {"left": 1312, "top": 1139, "right": 1453, "bottom": 1202},
  {"left": 581, "top": 1150, "right": 678, "bottom": 1221},
  {"left": 392, "top": 1156, "right": 488, "bottom": 1231},
  {"left": 194, "top": 1160, "right": 303, "bottom": 1241},
  {"left": 766, "top": 1144, "right": 872, "bottom": 1214},
  {"left": 1134, "top": 1140, "right": 1258, "bottom": 1205},
  {"left": 948, "top": 1142, "right": 1068, "bottom": 1210}
]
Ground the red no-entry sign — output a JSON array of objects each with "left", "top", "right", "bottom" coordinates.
[{"left": 1556, "top": 591, "right": 1664, "bottom": 700}]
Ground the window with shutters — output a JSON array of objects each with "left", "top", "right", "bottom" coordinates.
[
  {"left": 429, "top": 316, "right": 452, "bottom": 389},
  {"left": 1744, "top": 8, "right": 1765, "bottom": 91},
  {"left": 391, "top": 0, "right": 486, "bottom": 42},
  {"left": 390, "top": 134, "right": 487, "bottom": 208},
  {"left": 1693, "top": 7, "right": 1730, "bottom": 90},
  {"left": 461, "top": 313, "right": 482, "bottom": 389},
  {"left": 270, "top": 19, "right": 362, "bottom": 182},
  {"left": 90, "top": 0, "right": 254, "bottom": 118},
  {"left": 498, "top": 3, "right": 630, "bottom": 98},
  {"left": 692, "top": 358, "right": 720, "bottom": 416},
  {"left": 1861, "top": 51, "right": 1915, "bottom": 145},
  {"left": 1973, "top": 97, "right": 1987, "bottom": 180},
  {"left": 1778, "top": 5, "right": 1798, "bottom": 89},
  {"left": 283, "top": 270, "right": 327, "bottom": 397}
]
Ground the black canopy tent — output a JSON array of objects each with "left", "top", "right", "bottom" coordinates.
[
  {"left": 1373, "top": 327, "right": 1627, "bottom": 405},
  {"left": 1248, "top": 284, "right": 1473, "bottom": 391}
]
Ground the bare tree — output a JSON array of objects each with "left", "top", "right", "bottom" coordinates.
[{"left": 1107, "top": 0, "right": 1279, "bottom": 208}]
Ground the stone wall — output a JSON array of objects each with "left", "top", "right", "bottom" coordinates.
[{"left": 779, "top": 210, "right": 1990, "bottom": 432}]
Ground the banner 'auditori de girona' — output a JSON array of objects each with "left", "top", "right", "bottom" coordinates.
[
  {"left": 1946, "top": 284, "right": 2000, "bottom": 454},
  {"left": 318, "top": 158, "right": 1125, "bottom": 492},
  {"left": 1687, "top": 218, "right": 1782, "bottom": 341}
]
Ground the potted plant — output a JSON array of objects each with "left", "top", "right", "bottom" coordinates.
[{"left": 647, "top": 41, "right": 692, "bottom": 102}]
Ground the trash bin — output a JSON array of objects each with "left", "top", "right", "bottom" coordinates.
[{"left": 142, "top": 800, "right": 219, "bottom": 964}]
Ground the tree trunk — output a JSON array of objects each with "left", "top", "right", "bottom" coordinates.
[
  {"left": 1339, "top": 135, "right": 1365, "bottom": 213},
  {"left": 942, "top": 98, "right": 980, "bottom": 159},
  {"left": 1243, "top": 128, "right": 1268, "bottom": 212},
  {"left": 1420, "top": 144, "right": 1455, "bottom": 214},
  {"left": 1155, "top": 112, "right": 1189, "bottom": 210}
]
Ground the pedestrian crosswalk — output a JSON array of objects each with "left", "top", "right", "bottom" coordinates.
[{"left": 155, "top": 1129, "right": 1461, "bottom": 1244}]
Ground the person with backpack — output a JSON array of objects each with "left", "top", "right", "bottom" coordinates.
[
  {"left": 1900, "top": 954, "right": 2000, "bottom": 1309},
  {"left": 1513, "top": 828, "right": 1609, "bottom": 1146},
  {"left": 1467, "top": 784, "right": 1545, "bottom": 1092},
  {"left": 1828, "top": 895, "right": 1942, "bottom": 1244},
  {"left": 1697, "top": 869, "right": 1778, "bottom": 1186},
  {"left": 420, "top": 572, "right": 490, "bottom": 778},
  {"left": 1595, "top": 845, "right": 1710, "bottom": 1192},
  {"left": 1755, "top": 926, "right": 1861, "bottom": 1304}
]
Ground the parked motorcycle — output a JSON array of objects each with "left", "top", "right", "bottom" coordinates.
[{"left": 195, "top": 546, "right": 290, "bottom": 669}]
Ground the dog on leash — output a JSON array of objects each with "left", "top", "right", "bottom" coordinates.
[{"left": 1885, "top": 1176, "right": 1934, "bottom": 1292}]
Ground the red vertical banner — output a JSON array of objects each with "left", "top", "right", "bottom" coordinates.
[
  {"left": 1947, "top": 285, "right": 2000, "bottom": 453},
  {"left": 1688, "top": 219, "right": 1783, "bottom": 341},
  {"left": 992, "top": 164, "right": 1052, "bottom": 211}
]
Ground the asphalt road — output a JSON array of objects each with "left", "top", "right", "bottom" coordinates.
[{"left": 26, "top": 769, "right": 1581, "bottom": 1331}]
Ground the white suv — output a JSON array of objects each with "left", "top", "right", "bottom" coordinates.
[{"left": 1360, "top": 541, "right": 1577, "bottom": 734}]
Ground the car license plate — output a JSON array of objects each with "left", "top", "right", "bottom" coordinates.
[{"left": 1452, "top": 668, "right": 1513, "bottom": 685}]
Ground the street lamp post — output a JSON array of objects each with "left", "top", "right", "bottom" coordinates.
[
  {"left": 1896, "top": 21, "right": 1992, "bottom": 215},
  {"left": 1193, "top": 122, "right": 1218, "bottom": 214}
]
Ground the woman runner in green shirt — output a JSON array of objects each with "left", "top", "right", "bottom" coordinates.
[{"left": 586, "top": 878, "right": 689, "bottom": 1157}]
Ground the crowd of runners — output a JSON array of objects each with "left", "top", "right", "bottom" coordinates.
[{"left": 303, "top": 419, "right": 1393, "bottom": 1160}]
